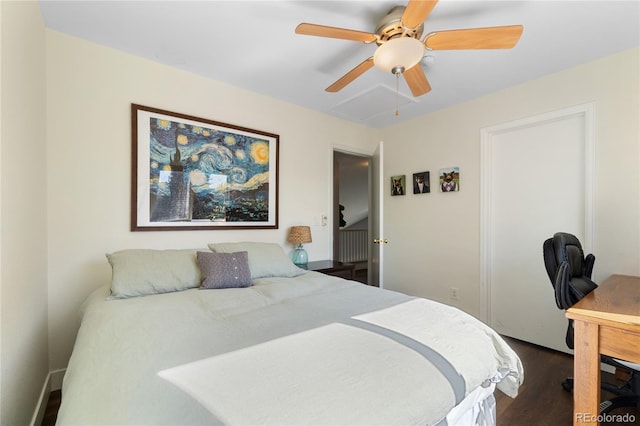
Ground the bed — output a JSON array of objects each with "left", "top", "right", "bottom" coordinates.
[{"left": 57, "top": 242, "right": 523, "bottom": 426}]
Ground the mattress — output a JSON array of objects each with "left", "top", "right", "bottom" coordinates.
[{"left": 57, "top": 271, "right": 523, "bottom": 425}]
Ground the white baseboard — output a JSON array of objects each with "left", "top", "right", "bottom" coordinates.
[{"left": 30, "top": 368, "right": 66, "bottom": 426}]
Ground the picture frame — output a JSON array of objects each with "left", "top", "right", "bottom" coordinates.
[
  {"left": 391, "top": 175, "right": 406, "bottom": 196},
  {"left": 131, "top": 104, "right": 279, "bottom": 231},
  {"left": 412, "top": 171, "right": 430, "bottom": 194},
  {"left": 439, "top": 167, "right": 460, "bottom": 192}
]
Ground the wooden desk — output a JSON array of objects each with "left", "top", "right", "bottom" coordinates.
[{"left": 566, "top": 274, "right": 640, "bottom": 425}]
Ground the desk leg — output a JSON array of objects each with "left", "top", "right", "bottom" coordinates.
[{"left": 573, "top": 320, "right": 601, "bottom": 425}]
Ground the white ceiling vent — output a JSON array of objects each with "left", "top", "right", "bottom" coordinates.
[{"left": 329, "top": 85, "right": 417, "bottom": 122}]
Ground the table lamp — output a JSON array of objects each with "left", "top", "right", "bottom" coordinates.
[{"left": 287, "top": 226, "right": 312, "bottom": 266}]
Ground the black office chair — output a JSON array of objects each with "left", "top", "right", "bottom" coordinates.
[{"left": 543, "top": 232, "right": 640, "bottom": 413}]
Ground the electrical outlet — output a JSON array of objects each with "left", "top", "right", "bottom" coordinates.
[{"left": 450, "top": 287, "right": 459, "bottom": 300}]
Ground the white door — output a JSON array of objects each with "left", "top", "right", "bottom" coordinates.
[
  {"left": 481, "top": 105, "right": 594, "bottom": 353},
  {"left": 369, "top": 142, "right": 384, "bottom": 288}
]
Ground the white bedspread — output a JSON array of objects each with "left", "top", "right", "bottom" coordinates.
[{"left": 58, "top": 272, "right": 523, "bottom": 425}]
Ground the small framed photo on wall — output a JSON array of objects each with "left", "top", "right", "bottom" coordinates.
[
  {"left": 439, "top": 167, "right": 460, "bottom": 192},
  {"left": 391, "top": 175, "right": 406, "bottom": 196},
  {"left": 413, "top": 171, "right": 430, "bottom": 194}
]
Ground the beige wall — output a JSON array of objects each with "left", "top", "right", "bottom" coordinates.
[
  {"left": 1, "top": 1, "right": 49, "bottom": 424},
  {"left": 380, "top": 48, "right": 640, "bottom": 317},
  {"left": 45, "top": 30, "right": 377, "bottom": 371}
]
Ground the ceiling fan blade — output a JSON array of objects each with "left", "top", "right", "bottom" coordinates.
[
  {"left": 326, "top": 57, "right": 374, "bottom": 92},
  {"left": 425, "top": 25, "right": 524, "bottom": 50},
  {"left": 402, "top": 0, "right": 439, "bottom": 29},
  {"left": 403, "top": 65, "right": 431, "bottom": 97},
  {"left": 295, "top": 23, "right": 377, "bottom": 43}
]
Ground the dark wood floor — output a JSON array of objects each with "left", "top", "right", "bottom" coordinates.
[
  {"left": 495, "top": 336, "right": 574, "bottom": 425},
  {"left": 496, "top": 336, "right": 640, "bottom": 426},
  {"left": 42, "top": 336, "right": 639, "bottom": 426}
]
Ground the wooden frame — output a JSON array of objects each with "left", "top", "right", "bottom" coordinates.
[{"left": 131, "top": 104, "right": 279, "bottom": 231}]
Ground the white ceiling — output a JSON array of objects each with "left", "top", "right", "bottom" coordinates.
[{"left": 39, "top": 0, "right": 640, "bottom": 128}]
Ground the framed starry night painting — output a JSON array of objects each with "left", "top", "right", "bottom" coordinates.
[{"left": 131, "top": 104, "right": 279, "bottom": 231}]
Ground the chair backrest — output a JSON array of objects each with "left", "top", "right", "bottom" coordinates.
[
  {"left": 543, "top": 232, "right": 597, "bottom": 310},
  {"left": 543, "top": 232, "right": 597, "bottom": 349}
]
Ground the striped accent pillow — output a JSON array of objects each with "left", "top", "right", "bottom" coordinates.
[{"left": 197, "top": 251, "right": 252, "bottom": 289}]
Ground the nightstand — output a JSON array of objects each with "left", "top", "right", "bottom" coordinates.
[{"left": 305, "top": 260, "right": 355, "bottom": 280}]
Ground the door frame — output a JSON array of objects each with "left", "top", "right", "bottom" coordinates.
[
  {"left": 370, "top": 141, "right": 384, "bottom": 288},
  {"left": 479, "top": 103, "right": 595, "bottom": 324},
  {"left": 331, "top": 145, "right": 372, "bottom": 275}
]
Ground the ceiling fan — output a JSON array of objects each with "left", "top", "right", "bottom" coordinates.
[{"left": 295, "top": 0, "right": 523, "bottom": 97}]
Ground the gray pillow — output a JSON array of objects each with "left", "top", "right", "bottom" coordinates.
[
  {"left": 208, "top": 242, "right": 305, "bottom": 279},
  {"left": 197, "top": 251, "right": 252, "bottom": 289},
  {"left": 106, "top": 249, "right": 201, "bottom": 298}
]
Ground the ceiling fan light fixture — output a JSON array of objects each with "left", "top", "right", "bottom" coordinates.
[{"left": 373, "top": 37, "right": 424, "bottom": 73}]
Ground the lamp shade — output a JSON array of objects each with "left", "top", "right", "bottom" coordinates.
[
  {"left": 373, "top": 37, "right": 424, "bottom": 73},
  {"left": 288, "top": 226, "right": 312, "bottom": 245}
]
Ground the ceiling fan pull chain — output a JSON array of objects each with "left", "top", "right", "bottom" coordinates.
[
  {"left": 395, "top": 73, "right": 400, "bottom": 116},
  {"left": 393, "top": 66, "right": 403, "bottom": 116}
]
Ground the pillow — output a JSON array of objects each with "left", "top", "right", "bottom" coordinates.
[
  {"left": 106, "top": 249, "right": 201, "bottom": 299},
  {"left": 197, "top": 251, "right": 252, "bottom": 289},
  {"left": 208, "top": 242, "right": 305, "bottom": 279}
]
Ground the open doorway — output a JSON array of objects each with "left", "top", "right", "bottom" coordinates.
[{"left": 333, "top": 151, "right": 370, "bottom": 284}]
